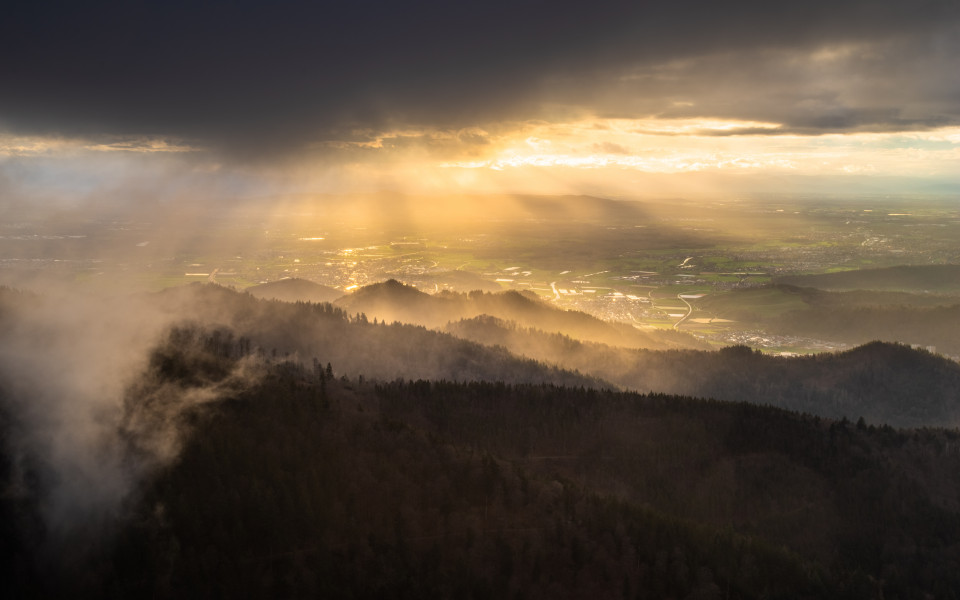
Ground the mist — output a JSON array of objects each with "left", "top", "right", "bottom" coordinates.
[
  {"left": 0, "top": 276, "right": 595, "bottom": 543},
  {"left": 0, "top": 284, "right": 264, "bottom": 545}
]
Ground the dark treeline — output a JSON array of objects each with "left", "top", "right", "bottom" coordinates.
[{"left": 4, "top": 330, "right": 960, "bottom": 598}]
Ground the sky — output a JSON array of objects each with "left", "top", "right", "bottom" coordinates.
[{"left": 1, "top": 0, "right": 959, "bottom": 206}]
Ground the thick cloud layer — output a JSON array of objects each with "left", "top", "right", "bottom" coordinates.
[{"left": 2, "top": 0, "right": 958, "bottom": 159}]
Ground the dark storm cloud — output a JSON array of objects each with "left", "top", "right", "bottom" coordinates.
[
  {"left": 597, "top": 31, "right": 960, "bottom": 135},
  {"left": 1, "top": 0, "right": 957, "bottom": 158}
]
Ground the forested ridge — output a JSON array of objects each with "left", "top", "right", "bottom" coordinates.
[
  {"left": 3, "top": 327, "right": 960, "bottom": 598},
  {"left": 143, "top": 283, "right": 602, "bottom": 388},
  {"left": 6, "top": 282, "right": 960, "bottom": 429},
  {"left": 4, "top": 285, "right": 960, "bottom": 598},
  {"left": 147, "top": 284, "right": 960, "bottom": 428},
  {"left": 447, "top": 315, "right": 960, "bottom": 428}
]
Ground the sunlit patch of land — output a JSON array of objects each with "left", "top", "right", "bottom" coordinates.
[{"left": 3, "top": 193, "right": 960, "bottom": 355}]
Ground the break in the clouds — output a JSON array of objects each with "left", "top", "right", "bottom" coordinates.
[{"left": 1, "top": 0, "right": 958, "bottom": 160}]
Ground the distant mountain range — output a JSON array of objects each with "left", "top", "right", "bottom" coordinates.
[
  {"left": 8, "top": 280, "right": 960, "bottom": 429},
  {"left": 335, "top": 279, "right": 705, "bottom": 350},
  {"left": 697, "top": 282, "right": 960, "bottom": 355},
  {"left": 775, "top": 264, "right": 960, "bottom": 293},
  {"left": 143, "top": 283, "right": 960, "bottom": 428}
]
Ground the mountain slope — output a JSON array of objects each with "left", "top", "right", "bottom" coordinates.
[
  {"left": 5, "top": 346, "right": 959, "bottom": 598},
  {"left": 245, "top": 278, "right": 343, "bottom": 303},
  {"left": 147, "top": 283, "right": 600, "bottom": 387},
  {"left": 8, "top": 283, "right": 958, "bottom": 428},
  {"left": 445, "top": 314, "right": 960, "bottom": 428},
  {"left": 336, "top": 279, "right": 706, "bottom": 350}
]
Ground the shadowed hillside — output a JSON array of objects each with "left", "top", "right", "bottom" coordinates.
[
  {"left": 4, "top": 337, "right": 960, "bottom": 598},
  {"left": 445, "top": 314, "right": 960, "bottom": 428},
  {"left": 4, "top": 284, "right": 960, "bottom": 597}
]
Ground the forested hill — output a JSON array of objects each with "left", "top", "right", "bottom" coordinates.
[
  {"left": 151, "top": 284, "right": 960, "bottom": 429},
  {"left": 5, "top": 283, "right": 959, "bottom": 428},
  {"left": 4, "top": 336, "right": 960, "bottom": 598},
  {"left": 631, "top": 341, "right": 960, "bottom": 428},
  {"left": 446, "top": 315, "right": 960, "bottom": 428},
  {"left": 145, "top": 283, "right": 601, "bottom": 388}
]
